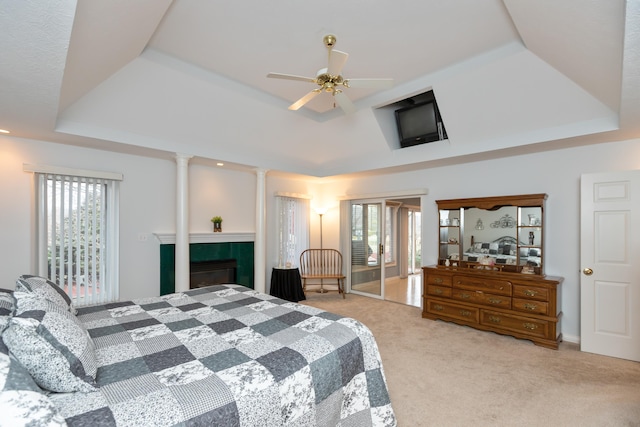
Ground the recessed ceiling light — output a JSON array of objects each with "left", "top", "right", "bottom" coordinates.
[
  {"left": 217, "top": 162, "right": 224, "bottom": 166},
  {"left": 0, "top": 129, "right": 10, "bottom": 134}
]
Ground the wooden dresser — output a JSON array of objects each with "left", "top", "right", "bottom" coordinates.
[{"left": 423, "top": 266, "right": 563, "bottom": 349}]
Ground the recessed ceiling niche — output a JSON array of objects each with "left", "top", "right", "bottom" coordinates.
[{"left": 373, "top": 90, "right": 448, "bottom": 151}]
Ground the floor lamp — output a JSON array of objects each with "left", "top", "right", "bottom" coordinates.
[{"left": 317, "top": 211, "right": 327, "bottom": 293}]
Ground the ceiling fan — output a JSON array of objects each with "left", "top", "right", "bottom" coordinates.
[{"left": 267, "top": 34, "right": 394, "bottom": 114}]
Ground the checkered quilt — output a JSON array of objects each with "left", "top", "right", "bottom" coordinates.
[{"left": 49, "top": 284, "right": 396, "bottom": 426}]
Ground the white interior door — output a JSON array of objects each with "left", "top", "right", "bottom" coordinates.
[{"left": 580, "top": 170, "right": 640, "bottom": 361}]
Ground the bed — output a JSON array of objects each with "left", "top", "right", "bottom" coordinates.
[
  {"left": 0, "top": 276, "right": 396, "bottom": 426},
  {"left": 463, "top": 236, "right": 541, "bottom": 267}
]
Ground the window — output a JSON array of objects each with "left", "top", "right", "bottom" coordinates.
[
  {"left": 275, "top": 195, "right": 309, "bottom": 268},
  {"left": 25, "top": 165, "right": 122, "bottom": 306}
]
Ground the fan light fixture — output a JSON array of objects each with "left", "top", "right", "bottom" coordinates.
[{"left": 267, "top": 34, "right": 393, "bottom": 114}]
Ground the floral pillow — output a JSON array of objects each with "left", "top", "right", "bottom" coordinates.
[
  {"left": 0, "top": 341, "right": 67, "bottom": 426},
  {"left": 2, "top": 292, "right": 97, "bottom": 393},
  {"left": 0, "top": 289, "right": 14, "bottom": 333},
  {"left": 16, "top": 275, "right": 76, "bottom": 315},
  {"left": 0, "top": 391, "right": 67, "bottom": 427}
]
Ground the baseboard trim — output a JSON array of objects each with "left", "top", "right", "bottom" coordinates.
[{"left": 562, "top": 333, "right": 580, "bottom": 344}]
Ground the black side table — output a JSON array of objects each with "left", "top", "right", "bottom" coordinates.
[{"left": 270, "top": 267, "right": 306, "bottom": 302}]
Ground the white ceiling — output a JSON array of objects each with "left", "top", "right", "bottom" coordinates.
[{"left": 1, "top": 0, "right": 639, "bottom": 177}]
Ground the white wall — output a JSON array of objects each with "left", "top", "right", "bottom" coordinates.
[
  {"left": 188, "top": 163, "right": 256, "bottom": 234},
  {"left": 3, "top": 134, "right": 640, "bottom": 343},
  {"left": 317, "top": 138, "right": 640, "bottom": 343},
  {"left": 0, "top": 136, "right": 258, "bottom": 300}
]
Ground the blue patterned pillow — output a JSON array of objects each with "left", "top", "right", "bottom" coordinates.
[
  {"left": 16, "top": 275, "right": 76, "bottom": 315},
  {"left": 2, "top": 292, "right": 97, "bottom": 393}
]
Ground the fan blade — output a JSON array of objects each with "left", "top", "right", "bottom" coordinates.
[
  {"left": 267, "top": 72, "right": 316, "bottom": 83},
  {"left": 289, "top": 90, "right": 321, "bottom": 111},
  {"left": 334, "top": 91, "right": 356, "bottom": 114},
  {"left": 327, "top": 50, "right": 348, "bottom": 76},
  {"left": 344, "top": 78, "right": 394, "bottom": 89}
]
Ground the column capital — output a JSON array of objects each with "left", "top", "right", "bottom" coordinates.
[
  {"left": 254, "top": 168, "right": 269, "bottom": 177},
  {"left": 175, "top": 153, "right": 194, "bottom": 164}
]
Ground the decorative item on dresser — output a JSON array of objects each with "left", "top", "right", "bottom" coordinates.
[{"left": 424, "top": 194, "right": 563, "bottom": 349}]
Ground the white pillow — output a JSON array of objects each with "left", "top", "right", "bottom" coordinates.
[
  {"left": 0, "top": 290, "right": 14, "bottom": 333},
  {"left": 0, "top": 390, "right": 67, "bottom": 427},
  {"left": 2, "top": 292, "right": 97, "bottom": 393},
  {"left": 0, "top": 342, "right": 67, "bottom": 426},
  {"left": 16, "top": 275, "right": 76, "bottom": 315}
]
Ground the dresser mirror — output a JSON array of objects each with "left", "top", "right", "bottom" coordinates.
[{"left": 437, "top": 194, "right": 546, "bottom": 275}]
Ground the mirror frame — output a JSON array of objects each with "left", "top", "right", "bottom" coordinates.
[{"left": 436, "top": 194, "right": 547, "bottom": 275}]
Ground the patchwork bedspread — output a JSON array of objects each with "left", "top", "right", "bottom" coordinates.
[{"left": 49, "top": 284, "right": 396, "bottom": 426}]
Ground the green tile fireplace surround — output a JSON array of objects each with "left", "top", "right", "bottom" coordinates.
[{"left": 159, "top": 241, "right": 255, "bottom": 295}]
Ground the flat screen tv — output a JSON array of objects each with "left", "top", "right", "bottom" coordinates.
[{"left": 395, "top": 101, "right": 445, "bottom": 148}]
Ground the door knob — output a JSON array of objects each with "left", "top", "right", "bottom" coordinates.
[{"left": 583, "top": 268, "right": 593, "bottom": 276}]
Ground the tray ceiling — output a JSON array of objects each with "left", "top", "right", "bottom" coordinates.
[{"left": 1, "top": 0, "right": 638, "bottom": 177}]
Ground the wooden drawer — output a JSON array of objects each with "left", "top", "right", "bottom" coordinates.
[
  {"left": 512, "top": 298, "right": 549, "bottom": 315},
  {"left": 426, "top": 273, "right": 452, "bottom": 287},
  {"left": 453, "top": 276, "right": 511, "bottom": 296},
  {"left": 427, "top": 299, "right": 479, "bottom": 323},
  {"left": 513, "top": 284, "right": 549, "bottom": 302},
  {"left": 427, "top": 284, "right": 452, "bottom": 298},
  {"left": 451, "top": 289, "right": 511, "bottom": 309},
  {"left": 480, "top": 310, "right": 549, "bottom": 339}
]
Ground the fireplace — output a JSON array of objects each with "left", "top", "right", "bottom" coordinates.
[
  {"left": 159, "top": 240, "right": 254, "bottom": 295},
  {"left": 190, "top": 259, "right": 237, "bottom": 289}
]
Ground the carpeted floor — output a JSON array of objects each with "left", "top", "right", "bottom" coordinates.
[{"left": 301, "top": 292, "right": 640, "bottom": 427}]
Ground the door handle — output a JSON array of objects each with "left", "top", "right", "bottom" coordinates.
[{"left": 583, "top": 268, "right": 593, "bottom": 276}]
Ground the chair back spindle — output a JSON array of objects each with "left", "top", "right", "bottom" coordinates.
[{"left": 299, "top": 249, "right": 345, "bottom": 298}]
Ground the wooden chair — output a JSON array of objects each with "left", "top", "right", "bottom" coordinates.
[{"left": 299, "top": 249, "right": 345, "bottom": 298}]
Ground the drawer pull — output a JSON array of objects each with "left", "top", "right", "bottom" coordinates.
[
  {"left": 488, "top": 316, "right": 501, "bottom": 324},
  {"left": 434, "top": 289, "right": 443, "bottom": 295},
  {"left": 460, "top": 293, "right": 471, "bottom": 299},
  {"left": 433, "top": 304, "right": 444, "bottom": 311},
  {"left": 524, "top": 303, "right": 538, "bottom": 311},
  {"left": 523, "top": 289, "right": 538, "bottom": 297},
  {"left": 522, "top": 322, "right": 538, "bottom": 330},
  {"left": 434, "top": 277, "right": 443, "bottom": 284},
  {"left": 488, "top": 298, "right": 503, "bottom": 304},
  {"left": 460, "top": 310, "right": 472, "bottom": 317}
]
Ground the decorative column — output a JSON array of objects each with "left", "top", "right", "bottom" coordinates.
[
  {"left": 175, "top": 153, "right": 193, "bottom": 293},
  {"left": 254, "top": 168, "right": 268, "bottom": 293}
]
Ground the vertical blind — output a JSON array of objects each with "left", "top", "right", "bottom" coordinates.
[{"left": 36, "top": 172, "right": 120, "bottom": 306}]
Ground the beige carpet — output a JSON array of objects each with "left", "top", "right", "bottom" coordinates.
[{"left": 301, "top": 292, "right": 640, "bottom": 427}]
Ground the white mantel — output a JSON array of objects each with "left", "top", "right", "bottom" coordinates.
[{"left": 154, "top": 232, "right": 255, "bottom": 245}]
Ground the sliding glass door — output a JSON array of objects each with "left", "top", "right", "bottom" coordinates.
[{"left": 350, "top": 200, "right": 384, "bottom": 298}]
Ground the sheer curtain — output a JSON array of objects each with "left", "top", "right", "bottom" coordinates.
[{"left": 275, "top": 196, "right": 309, "bottom": 268}]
